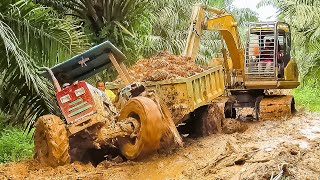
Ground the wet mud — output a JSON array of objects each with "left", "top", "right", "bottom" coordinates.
[{"left": 1, "top": 110, "right": 320, "bottom": 179}]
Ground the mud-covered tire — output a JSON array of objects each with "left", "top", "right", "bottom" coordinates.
[
  {"left": 118, "top": 97, "right": 164, "bottom": 160},
  {"left": 34, "top": 115, "right": 70, "bottom": 167},
  {"left": 192, "top": 104, "right": 224, "bottom": 136}
]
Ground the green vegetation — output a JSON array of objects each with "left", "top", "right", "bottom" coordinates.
[
  {"left": 293, "top": 81, "right": 320, "bottom": 112},
  {"left": 0, "top": 0, "right": 89, "bottom": 130},
  {"left": 0, "top": 124, "right": 33, "bottom": 163}
]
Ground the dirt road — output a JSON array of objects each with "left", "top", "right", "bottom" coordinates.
[{"left": 1, "top": 110, "right": 320, "bottom": 179}]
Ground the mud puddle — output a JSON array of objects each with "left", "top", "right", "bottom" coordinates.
[{"left": 1, "top": 110, "right": 320, "bottom": 179}]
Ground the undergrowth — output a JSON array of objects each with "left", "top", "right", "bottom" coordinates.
[
  {"left": 0, "top": 123, "right": 34, "bottom": 163},
  {"left": 293, "top": 79, "right": 320, "bottom": 112}
]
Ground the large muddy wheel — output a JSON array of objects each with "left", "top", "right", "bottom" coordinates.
[
  {"left": 34, "top": 115, "right": 70, "bottom": 167},
  {"left": 118, "top": 96, "right": 164, "bottom": 160}
]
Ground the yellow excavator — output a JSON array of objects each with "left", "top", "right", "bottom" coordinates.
[{"left": 183, "top": 4, "right": 299, "bottom": 120}]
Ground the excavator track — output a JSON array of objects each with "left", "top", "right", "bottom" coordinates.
[{"left": 259, "top": 95, "right": 295, "bottom": 120}]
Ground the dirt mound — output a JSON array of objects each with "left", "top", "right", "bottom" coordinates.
[
  {"left": 115, "top": 52, "right": 205, "bottom": 82},
  {"left": 222, "top": 118, "right": 248, "bottom": 134}
]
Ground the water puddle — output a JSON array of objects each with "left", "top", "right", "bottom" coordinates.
[
  {"left": 261, "top": 135, "right": 310, "bottom": 151},
  {"left": 300, "top": 124, "right": 320, "bottom": 140}
]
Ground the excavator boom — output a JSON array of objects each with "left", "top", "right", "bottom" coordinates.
[{"left": 183, "top": 4, "right": 244, "bottom": 74}]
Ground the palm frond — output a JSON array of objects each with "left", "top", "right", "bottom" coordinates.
[
  {"left": 5, "top": 1, "right": 89, "bottom": 66},
  {"left": 0, "top": 0, "right": 89, "bottom": 129},
  {"left": 149, "top": 0, "right": 258, "bottom": 64},
  {"left": 0, "top": 18, "right": 58, "bottom": 129}
]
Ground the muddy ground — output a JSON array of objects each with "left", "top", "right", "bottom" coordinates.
[{"left": 1, "top": 110, "right": 320, "bottom": 179}]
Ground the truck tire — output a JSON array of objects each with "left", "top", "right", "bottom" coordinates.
[
  {"left": 34, "top": 115, "right": 70, "bottom": 167},
  {"left": 118, "top": 96, "right": 164, "bottom": 160},
  {"left": 193, "top": 104, "right": 223, "bottom": 136}
]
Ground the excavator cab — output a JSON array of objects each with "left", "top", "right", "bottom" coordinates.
[{"left": 244, "top": 22, "right": 299, "bottom": 89}]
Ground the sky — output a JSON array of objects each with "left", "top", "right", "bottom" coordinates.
[{"left": 232, "top": 0, "right": 277, "bottom": 21}]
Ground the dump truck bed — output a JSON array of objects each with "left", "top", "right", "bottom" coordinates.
[{"left": 107, "top": 65, "right": 225, "bottom": 124}]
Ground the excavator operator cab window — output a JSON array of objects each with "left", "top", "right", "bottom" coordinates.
[
  {"left": 245, "top": 22, "right": 291, "bottom": 81},
  {"left": 282, "top": 30, "right": 291, "bottom": 66},
  {"left": 276, "top": 27, "right": 291, "bottom": 78}
]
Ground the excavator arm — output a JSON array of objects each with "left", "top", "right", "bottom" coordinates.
[{"left": 183, "top": 4, "right": 244, "bottom": 78}]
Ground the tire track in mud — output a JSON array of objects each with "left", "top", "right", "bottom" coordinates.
[{"left": 1, "top": 110, "right": 320, "bottom": 179}]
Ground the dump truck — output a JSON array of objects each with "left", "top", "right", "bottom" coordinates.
[
  {"left": 35, "top": 41, "right": 225, "bottom": 167},
  {"left": 183, "top": 4, "right": 299, "bottom": 120}
]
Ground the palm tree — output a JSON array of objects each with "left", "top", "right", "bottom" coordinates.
[
  {"left": 149, "top": 0, "right": 258, "bottom": 63},
  {"left": 258, "top": 0, "right": 320, "bottom": 78},
  {"left": 35, "top": 0, "right": 153, "bottom": 62},
  {"left": 0, "top": 0, "right": 88, "bottom": 129}
]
